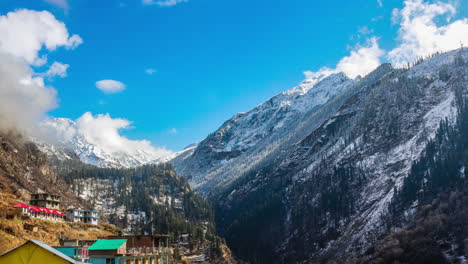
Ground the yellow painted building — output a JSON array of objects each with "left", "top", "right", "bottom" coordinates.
[{"left": 0, "top": 240, "right": 85, "bottom": 264}]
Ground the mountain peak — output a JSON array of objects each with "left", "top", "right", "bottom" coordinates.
[{"left": 34, "top": 117, "right": 174, "bottom": 168}]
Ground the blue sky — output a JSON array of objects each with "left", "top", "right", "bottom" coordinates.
[{"left": 0, "top": 0, "right": 467, "bottom": 151}]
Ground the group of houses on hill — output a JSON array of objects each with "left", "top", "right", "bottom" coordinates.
[
  {"left": 0, "top": 235, "right": 171, "bottom": 264},
  {"left": 12, "top": 192, "right": 99, "bottom": 225},
  {"left": 2, "top": 192, "right": 178, "bottom": 263}
]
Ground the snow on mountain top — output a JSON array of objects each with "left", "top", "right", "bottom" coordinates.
[
  {"left": 36, "top": 117, "right": 175, "bottom": 168},
  {"left": 218, "top": 73, "right": 353, "bottom": 152},
  {"left": 408, "top": 48, "right": 467, "bottom": 78}
]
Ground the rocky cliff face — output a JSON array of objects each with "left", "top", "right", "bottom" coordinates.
[
  {"left": 0, "top": 131, "right": 82, "bottom": 208},
  {"left": 172, "top": 49, "right": 468, "bottom": 263}
]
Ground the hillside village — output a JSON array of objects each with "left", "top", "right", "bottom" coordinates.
[
  {"left": 0, "top": 133, "right": 236, "bottom": 264},
  {"left": 0, "top": 189, "right": 235, "bottom": 264}
]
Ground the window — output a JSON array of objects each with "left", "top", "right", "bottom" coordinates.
[{"left": 106, "top": 258, "right": 115, "bottom": 264}]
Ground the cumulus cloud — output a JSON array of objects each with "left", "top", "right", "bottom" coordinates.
[
  {"left": 142, "top": 0, "right": 188, "bottom": 7},
  {"left": 96, "top": 80, "right": 126, "bottom": 94},
  {"left": 77, "top": 113, "right": 152, "bottom": 154},
  {"left": 145, "top": 68, "right": 157, "bottom": 75},
  {"left": 305, "top": 37, "right": 384, "bottom": 80},
  {"left": 0, "top": 52, "right": 57, "bottom": 133},
  {"left": 0, "top": 9, "right": 82, "bottom": 65},
  {"left": 44, "top": 61, "right": 69, "bottom": 78},
  {"left": 0, "top": 9, "right": 81, "bottom": 134},
  {"left": 388, "top": 0, "right": 468, "bottom": 67},
  {"left": 44, "top": 0, "right": 69, "bottom": 10},
  {"left": 336, "top": 37, "right": 385, "bottom": 79},
  {"left": 305, "top": 0, "right": 468, "bottom": 78}
]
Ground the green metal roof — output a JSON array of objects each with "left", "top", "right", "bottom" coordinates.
[{"left": 88, "top": 239, "right": 127, "bottom": 250}]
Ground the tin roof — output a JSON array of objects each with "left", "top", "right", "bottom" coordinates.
[{"left": 88, "top": 239, "right": 127, "bottom": 250}]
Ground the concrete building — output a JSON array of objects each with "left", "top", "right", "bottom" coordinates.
[
  {"left": 67, "top": 208, "right": 99, "bottom": 225},
  {"left": 30, "top": 193, "right": 61, "bottom": 210}
]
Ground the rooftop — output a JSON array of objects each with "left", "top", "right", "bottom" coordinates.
[
  {"left": 0, "top": 240, "right": 85, "bottom": 264},
  {"left": 88, "top": 239, "right": 127, "bottom": 251}
]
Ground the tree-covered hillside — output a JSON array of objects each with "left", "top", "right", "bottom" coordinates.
[
  {"left": 355, "top": 91, "right": 468, "bottom": 263},
  {"left": 55, "top": 160, "right": 216, "bottom": 242}
]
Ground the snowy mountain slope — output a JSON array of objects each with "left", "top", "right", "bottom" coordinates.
[
  {"left": 171, "top": 72, "right": 356, "bottom": 190},
  {"left": 211, "top": 49, "right": 468, "bottom": 263},
  {"left": 35, "top": 118, "right": 175, "bottom": 168}
]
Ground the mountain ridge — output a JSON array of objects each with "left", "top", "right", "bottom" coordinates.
[{"left": 172, "top": 48, "right": 468, "bottom": 263}]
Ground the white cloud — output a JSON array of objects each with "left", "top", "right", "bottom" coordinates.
[
  {"left": 75, "top": 112, "right": 173, "bottom": 158},
  {"left": 143, "top": 0, "right": 188, "bottom": 7},
  {"left": 306, "top": 0, "right": 468, "bottom": 79},
  {"left": 377, "top": 0, "right": 383, "bottom": 7},
  {"left": 0, "top": 52, "right": 57, "bottom": 132},
  {"left": 96, "top": 80, "right": 126, "bottom": 94},
  {"left": 0, "top": 9, "right": 80, "bottom": 134},
  {"left": 67, "top": 34, "right": 83, "bottom": 49},
  {"left": 44, "top": 61, "right": 69, "bottom": 78},
  {"left": 0, "top": 9, "right": 82, "bottom": 65},
  {"left": 145, "top": 68, "right": 157, "bottom": 75},
  {"left": 304, "top": 37, "right": 384, "bottom": 80},
  {"left": 169, "top": 128, "right": 177, "bottom": 134},
  {"left": 388, "top": 0, "right": 468, "bottom": 67},
  {"left": 44, "top": 0, "right": 69, "bottom": 10},
  {"left": 336, "top": 37, "right": 385, "bottom": 78}
]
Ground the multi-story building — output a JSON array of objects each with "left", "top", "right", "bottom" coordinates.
[
  {"left": 66, "top": 209, "right": 99, "bottom": 225},
  {"left": 30, "top": 193, "right": 61, "bottom": 210}
]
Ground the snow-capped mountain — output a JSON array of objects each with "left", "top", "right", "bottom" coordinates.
[
  {"left": 171, "top": 49, "right": 468, "bottom": 263},
  {"left": 171, "top": 71, "right": 355, "bottom": 190},
  {"left": 35, "top": 118, "right": 175, "bottom": 168}
]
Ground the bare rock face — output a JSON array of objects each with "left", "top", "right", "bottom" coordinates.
[{"left": 0, "top": 131, "right": 82, "bottom": 208}]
